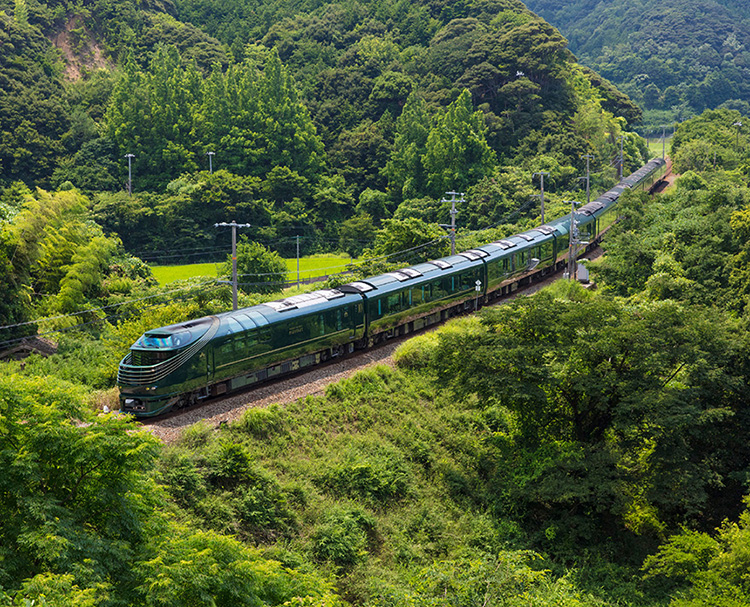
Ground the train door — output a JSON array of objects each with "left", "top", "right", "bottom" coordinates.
[{"left": 205, "top": 345, "right": 214, "bottom": 383}]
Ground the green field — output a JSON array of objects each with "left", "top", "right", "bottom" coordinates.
[
  {"left": 150, "top": 254, "right": 352, "bottom": 286},
  {"left": 647, "top": 135, "right": 672, "bottom": 160}
]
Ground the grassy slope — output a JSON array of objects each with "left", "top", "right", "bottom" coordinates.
[{"left": 157, "top": 326, "right": 616, "bottom": 606}]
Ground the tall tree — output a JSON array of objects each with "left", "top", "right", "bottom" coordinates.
[{"left": 423, "top": 90, "right": 497, "bottom": 197}]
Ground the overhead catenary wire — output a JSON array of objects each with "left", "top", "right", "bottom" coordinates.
[
  {"left": 0, "top": 282, "right": 227, "bottom": 350},
  {"left": 0, "top": 279, "right": 221, "bottom": 333},
  {"left": 0, "top": 196, "right": 539, "bottom": 341}
]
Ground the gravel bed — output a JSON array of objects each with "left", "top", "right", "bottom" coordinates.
[{"left": 142, "top": 252, "right": 601, "bottom": 444}]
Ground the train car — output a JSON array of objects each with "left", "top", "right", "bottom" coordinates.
[
  {"left": 119, "top": 288, "right": 365, "bottom": 417},
  {"left": 118, "top": 157, "right": 668, "bottom": 418},
  {"left": 475, "top": 224, "right": 560, "bottom": 302},
  {"left": 340, "top": 253, "right": 486, "bottom": 344}
]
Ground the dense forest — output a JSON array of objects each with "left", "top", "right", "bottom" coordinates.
[
  {"left": 523, "top": 0, "right": 750, "bottom": 132},
  {"left": 2, "top": 109, "right": 750, "bottom": 605},
  {"left": 3, "top": 0, "right": 750, "bottom": 602}
]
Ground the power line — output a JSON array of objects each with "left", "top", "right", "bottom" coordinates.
[{"left": 0, "top": 279, "right": 221, "bottom": 333}]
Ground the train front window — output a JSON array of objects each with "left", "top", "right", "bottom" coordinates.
[{"left": 137, "top": 333, "right": 172, "bottom": 348}]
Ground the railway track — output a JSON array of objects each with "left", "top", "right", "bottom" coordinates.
[{"left": 142, "top": 250, "right": 601, "bottom": 443}]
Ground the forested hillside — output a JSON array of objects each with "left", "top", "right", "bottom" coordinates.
[
  {"left": 4, "top": 0, "right": 750, "bottom": 603},
  {"left": 0, "top": 0, "right": 652, "bottom": 337},
  {"left": 523, "top": 0, "right": 750, "bottom": 131},
  {"left": 3, "top": 108, "right": 750, "bottom": 606}
]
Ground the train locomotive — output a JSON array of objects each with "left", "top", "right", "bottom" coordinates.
[{"left": 118, "top": 158, "right": 666, "bottom": 418}]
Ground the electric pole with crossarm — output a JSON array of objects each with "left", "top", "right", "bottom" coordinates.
[{"left": 215, "top": 220, "right": 252, "bottom": 311}]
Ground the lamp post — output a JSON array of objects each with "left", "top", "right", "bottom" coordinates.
[
  {"left": 125, "top": 153, "right": 135, "bottom": 196},
  {"left": 532, "top": 171, "right": 550, "bottom": 224},
  {"left": 207, "top": 151, "right": 215, "bottom": 173},
  {"left": 733, "top": 121, "right": 742, "bottom": 152},
  {"left": 215, "top": 220, "right": 252, "bottom": 311},
  {"left": 440, "top": 191, "right": 463, "bottom": 255}
]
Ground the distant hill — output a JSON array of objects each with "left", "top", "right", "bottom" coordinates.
[
  {"left": 523, "top": 0, "right": 750, "bottom": 131},
  {"left": 0, "top": 0, "right": 643, "bottom": 211}
]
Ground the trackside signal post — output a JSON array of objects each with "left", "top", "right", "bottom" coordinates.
[
  {"left": 564, "top": 200, "right": 584, "bottom": 281},
  {"left": 215, "top": 220, "right": 251, "bottom": 311}
]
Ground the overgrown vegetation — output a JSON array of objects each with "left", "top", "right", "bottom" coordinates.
[{"left": 3, "top": 0, "right": 750, "bottom": 601}]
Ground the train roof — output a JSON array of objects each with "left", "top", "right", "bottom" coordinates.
[
  {"left": 340, "top": 253, "right": 484, "bottom": 296},
  {"left": 133, "top": 288, "right": 365, "bottom": 349}
]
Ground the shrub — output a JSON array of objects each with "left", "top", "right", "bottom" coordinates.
[
  {"left": 236, "top": 405, "right": 285, "bottom": 438},
  {"left": 205, "top": 441, "right": 253, "bottom": 489},
  {"left": 393, "top": 332, "right": 439, "bottom": 370},
  {"left": 311, "top": 507, "right": 377, "bottom": 569},
  {"left": 321, "top": 441, "right": 412, "bottom": 503}
]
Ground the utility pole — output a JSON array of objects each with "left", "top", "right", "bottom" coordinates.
[
  {"left": 618, "top": 135, "right": 625, "bottom": 181},
  {"left": 207, "top": 151, "right": 215, "bottom": 173},
  {"left": 296, "top": 234, "right": 300, "bottom": 289},
  {"left": 215, "top": 220, "right": 251, "bottom": 311},
  {"left": 440, "top": 191, "right": 463, "bottom": 255},
  {"left": 532, "top": 171, "right": 550, "bottom": 224},
  {"left": 565, "top": 200, "right": 583, "bottom": 281},
  {"left": 581, "top": 154, "right": 594, "bottom": 204},
  {"left": 125, "top": 153, "right": 135, "bottom": 196},
  {"left": 661, "top": 125, "right": 667, "bottom": 160}
]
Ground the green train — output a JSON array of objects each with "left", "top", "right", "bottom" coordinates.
[{"left": 118, "top": 158, "right": 666, "bottom": 418}]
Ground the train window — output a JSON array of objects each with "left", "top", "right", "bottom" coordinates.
[
  {"left": 435, "top": 279, "right": 448, "bottom": 299},
  {"left": 377, "top": 299, "right": 382, "bottom": 317},
  {"left": 387, "top": 293, "right": 401, "bottom": 313},
  {"left": 171, "top": 331, "right": 191, "bottom": 348},
  {"left": 541, "top": 242, "right": 553, "bottom": 260},
  {"left": 224, "top": 317, "right": 242, "bottom": 334},
  {"left": 219, "top": 339, "right": 233, "bottom": 357}
]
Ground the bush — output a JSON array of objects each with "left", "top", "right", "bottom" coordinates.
[
  {"left": 321, "top": 440, "right": 412, "bottom": 503},
  {"left": 236, "top": 405, "right": 285, "bottom": 438},
  {"left": 393, "top": 332, "right": 439, "bottom": 370},
  {"left": 311, "top": 507, "right": 377, "bottom": 569}
]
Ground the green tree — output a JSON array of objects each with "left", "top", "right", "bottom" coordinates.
[
  {"left": 0, "top": 374, "right": 163, "bottom": 603},
  {"left": 140, "top": 529, "right": 344, "bottom": 607},
  {"left": 384, "top": 93, "right": 431, "bottom": 202},
  {"left": 643, "top": 502, "right": 750, "bottom": 605},
  {"left": 423, "top": 90, "right": 497, "bottom": 197},
  {"left": 434, "top": 286, "right": 750, "bottom": 550},
  {"left": 223, "top": 238, "right": 287, "bottom": 295},
  {"left": 339, "top": 213, "right": 376, "bottom": 258},
  {"left": 370, "top": 217, "right": 450, "bottom": 263}
]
